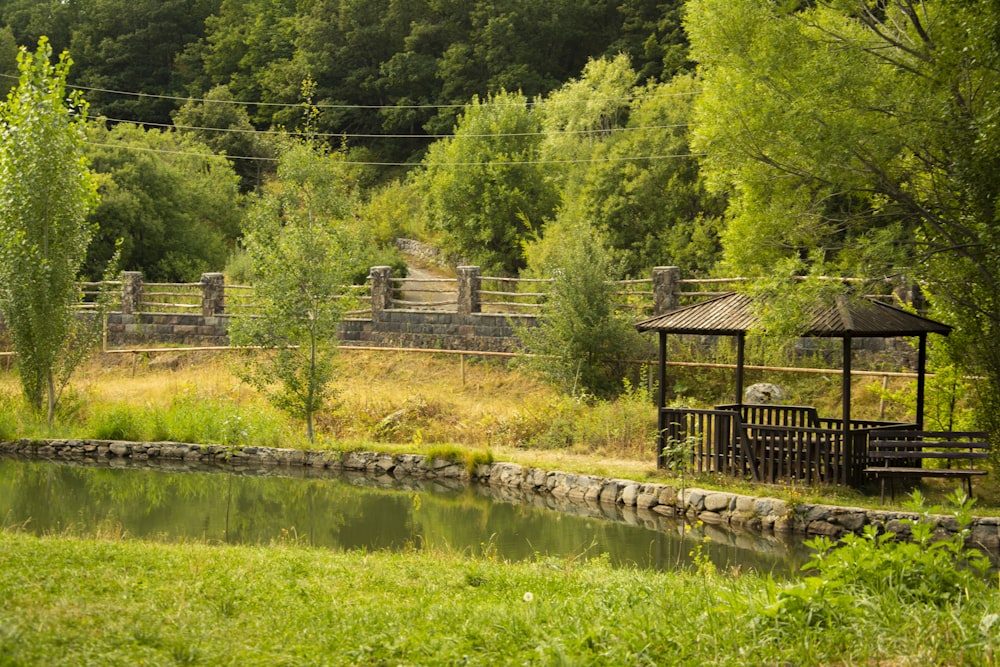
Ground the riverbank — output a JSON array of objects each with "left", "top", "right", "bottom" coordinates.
[{"left": 4, "top": 438, "right": 998, "bottom": 562}]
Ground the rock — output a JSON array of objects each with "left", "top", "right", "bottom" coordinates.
[
  {"left": 704, "top": 492, "right": 734, "bottom": 513},
  {"left": 148, "top": 353, "right": 181, "bottom": 371},
  {"left": 699, "top": 510, "right": 724, "bottom": 525},
  {"left": 744, "top": 383, "right": 787, "bottom": 404},
  {"left": 808, "top": 520, "right": 843, "bottom": 537},
  {"left": 619, "top": 483, "right": 639, "bottom": 507},
  {"left": 108, "top": 442, "right": 130, "bottom": 457}
]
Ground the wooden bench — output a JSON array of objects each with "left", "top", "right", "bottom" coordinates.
[{"left": 865, "top": 430, "right": 990, "bottom": 503}]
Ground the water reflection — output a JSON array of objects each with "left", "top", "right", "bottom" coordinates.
[{"left": 0, "top": 456, "right": 811, "bottom": 576}]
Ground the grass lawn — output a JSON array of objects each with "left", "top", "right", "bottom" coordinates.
[{"left": 0, "top": 530, "right": 997, "bottom": 666}]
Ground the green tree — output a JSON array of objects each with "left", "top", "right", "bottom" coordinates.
[
  {"left": 518, "top": 219, "right": 644, "bottom": 398},
  {"left": 171, "top": 84, "right": 277, "bottom": 192},
  {"left": 686, "top": 0, "right": 1000, "bottom": 439},
  {"left": 228, "top": 141, "right": 359, "bottom": 442},
  {"left": 83, "top": 122, "right": 241, "bottom": 281},
  {"left": 0, "top": 39, "right": 100, "bottom": 421},
  {"left": 539, "top": 58, "right": 723, "bottom": 277},
  {"left": 66, "top": 0, "right": 219, "bottom": 124},
  {"left": 416, "top": 90, "right": 558, "bottom": 275}
]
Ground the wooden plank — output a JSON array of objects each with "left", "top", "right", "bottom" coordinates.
[
  {"left": 870, "top": 451, "right": 989, "bottom": 460},
  {"left": 864, "top": 467, "right": 987, "bottom": 477}
]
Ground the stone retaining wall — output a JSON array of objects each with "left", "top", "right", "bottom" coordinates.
[
  {"left": 3, "top": 439, "right": 997, "bottom": 560},
  {"left": 338, "top": 311, "right": 534, "bottom": 352}
]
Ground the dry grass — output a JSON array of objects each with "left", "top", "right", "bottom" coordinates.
[{"left": 2, "top": 346, "right": 998, "bottom": 511}]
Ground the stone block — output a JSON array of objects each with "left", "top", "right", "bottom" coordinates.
[{"left": 703, "top": 492, "right": 734, "bottom": 513}]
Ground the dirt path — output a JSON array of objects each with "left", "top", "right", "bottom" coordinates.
[{"left": 399, "top": 256, "right": 456, "bottom": 308}]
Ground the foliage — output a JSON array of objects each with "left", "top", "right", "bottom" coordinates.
[
  {"left": 517, "top": 220, "right": 646, "bottom": 397},
  {"left": 83, "top": 122, "right": 242, "bottom": 282},
  {"left": 171, "top": 84, "right": 278, "bottom": 193},
  {"left": 0, "top": 39, "right": 100, "bottom": 422},
  {"left": 685, "top": 0, "right": 1000, "bottom": 440},
  {"left": 228, "top": 141, "right": 360, "bottom": 441},
  {"left": 416, "top": 90, "right": 558, "bottom": 275},
  {"left": 865, "top": 346, "right": 977, "bottom": 432},
  {"left": 483, "top": 379, "right": 657, "bottom": 457},
  {"left": 63, "top": 0, "right": 219, "bottom": 124},
  {"left": 765, "top": 490, "right": 992, "bottom": 634},
  {"left": 539, "top": 60, "right": 724, "bottom": 277}
]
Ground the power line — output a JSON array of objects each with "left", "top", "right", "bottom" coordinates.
[
  {"left": 19, "top": 75, "right": 699, "bottom": 111},
  {"left": 98, "top": 114, "right": 692, "bottom": 140},
  {"left": 84, "top": 138, "right": 705, "bottom": 166}
]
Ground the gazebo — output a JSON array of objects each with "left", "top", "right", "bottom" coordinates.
[{"left": 634, "top": 292, "right": 952, "bottom": 486}]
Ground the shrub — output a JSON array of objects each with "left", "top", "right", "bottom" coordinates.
[{"left": 765, "top": 489, "right": 992, "bottom": 631}]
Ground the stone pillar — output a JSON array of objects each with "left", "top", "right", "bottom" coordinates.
[
  {"left": 201, "top": 272, "right": 225, "bottom": 316},
  {"left": 121, "top": 271, "right": 143, "bottom": 315},
  {"left": 652, "top": 266, "right": 681, "bottom": 315},
  {"left": 894, "top": 280, "right": 926, "bottom": 314},
  {"left": 457, "top": 266, "right": 481, "bottom": 314},
  {"left": 370, "top": 266, "right": 394, "bottom": 314}
]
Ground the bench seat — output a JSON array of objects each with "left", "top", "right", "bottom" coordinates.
[{"left": 865, "top": 430, "right": 990, "bottom": 503}]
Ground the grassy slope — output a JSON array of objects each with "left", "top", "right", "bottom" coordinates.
[
  {"left": 1, "top": 348, "right": 997, "bottom": 511},
  {"left": 2, "top": 351, "right": 999, "bottom": 665}
]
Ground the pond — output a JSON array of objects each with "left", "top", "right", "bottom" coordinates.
[{"left": 0, "top": 456, "right": 812, "bottom": 576}]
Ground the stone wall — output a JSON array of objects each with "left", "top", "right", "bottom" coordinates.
[
  {"left": 105, "top": 312, "right": 232, "bottom": 346},
  {"left": 3, "top": 439, "right": 997, "bottom": 560},
  {"left": 104, "top": 310, "right": 534, "bottom": 353},
  {"left": 338, "top": 311, "right": 534, "bottom": 352}
]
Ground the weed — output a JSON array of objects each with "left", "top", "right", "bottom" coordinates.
[{"left": 765, "top": 489, "right": 992, "bottom": 632}]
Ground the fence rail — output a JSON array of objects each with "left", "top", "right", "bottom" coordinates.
[{"left": 64, "top": 266, "right": 913, "bottom": 321}]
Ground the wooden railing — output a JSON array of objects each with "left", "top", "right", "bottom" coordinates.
[
  {"left": 70, "top": 265, "right": 913, "bottom": 319},
  {"left": 659, "top": 405, "right": 915, "bottom": 487}
]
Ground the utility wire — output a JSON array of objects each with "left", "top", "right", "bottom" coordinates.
[
  {"left": 98, "top": 114, "right": 692, "bottom": 140},
  {"left": 84, "top": 138, "right": 705, "bottom": 166},
  {"left": 52, "top": 78, "right": 700, "bottom": 109}
]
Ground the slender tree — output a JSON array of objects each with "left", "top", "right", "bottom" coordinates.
[
  {"left": 0, "top": 38, "right": 100, "bottom": 424},
  {"left": 228, "top": 140, "right": 359, "bottom": 442}
]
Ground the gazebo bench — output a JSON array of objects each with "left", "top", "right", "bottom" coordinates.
[{"left": 865, "top": 430, "right": 990, "bottom": 503}]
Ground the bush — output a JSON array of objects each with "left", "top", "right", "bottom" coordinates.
[
  {"left": 517, "top": 221, "right": 646, "bottom": 398},
  {"left": 764, "top": 489, "right": 992, "bottom": 631}
]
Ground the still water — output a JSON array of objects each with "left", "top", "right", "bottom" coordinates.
[{"left": 0, "top": 456, "right": 811, "bottom": 575}]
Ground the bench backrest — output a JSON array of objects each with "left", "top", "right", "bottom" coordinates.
[{"left": 869, "top": 430, "right": 990, "bottom": 468}]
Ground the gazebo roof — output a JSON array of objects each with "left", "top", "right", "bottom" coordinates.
[{"left": 634, "top": 292, "right": 951, "bottom": 338}]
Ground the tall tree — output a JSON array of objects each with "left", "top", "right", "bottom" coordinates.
[
  {"left": 66, "top": 0, "right": 220, "bottom": 124},
  {"left": 228, "top": 141, "right": 359, "bottom": 442},
  {"left": 686, "top": 0, "right": 1000, "bottom": 438},
  {"left": 416, "top": 90, "right": 558, "bottom": 275},
  {"left": 0, "top": 38, "right": 99, "bottom": 422}
]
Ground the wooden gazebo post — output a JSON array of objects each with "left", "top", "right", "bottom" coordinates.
[{"left": 656, "top": 331, "right": 667, "bottom": 468}]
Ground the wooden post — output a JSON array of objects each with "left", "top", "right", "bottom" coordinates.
[
  {"left": 735, "top": 332, "right": 746, "bottom": 406},
  {"left": 916, "top": 333, "right": 927, "bottom": 430},
  {"left": 657, "top": 331, "right": 667, "bottom": 469}
]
